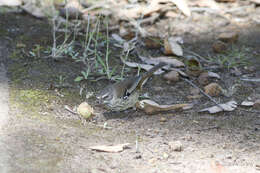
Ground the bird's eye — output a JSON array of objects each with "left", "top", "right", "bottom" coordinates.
[{"left": 123, "top": 90, "right": 131, "bottom": 100}]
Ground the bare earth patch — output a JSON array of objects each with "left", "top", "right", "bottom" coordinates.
[{"left": 0, "top": 1, "right": 260, "bottom": 172}]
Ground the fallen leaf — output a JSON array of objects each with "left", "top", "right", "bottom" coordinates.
[
  {"left": 241, "top": 101, "right": 254, "bottom": 106},
  {"left": 112, "top": 33, "right": 126, "bottom": 44},
  {"left": 136, "top": 99, "right": 193, "bottom": 114},
  {"left": 22, "top": 2, "right": 46, "bottom": 18},
  {"left": 191, "top": 0, "right": 220, "bottom": 10},
  {"left": 218, "top": 32, "right": 238, "bottom": 43},
  {"left": 0, "top": 0, "right": 21, "bottom": 6},
  {"left": 170, "top": 0, "right": 191, "bottom": 16},
  {"left": 138, "top": 54, "right": 184, "bottom": 68},
  {"left": 89, "top": 143, "right": 130, "bottom": 153},
  {"left": 199, "top": 100, "right": 237, "bottom": 114},
  {"left": 164, "top": 37, "right": 183, "bottom": 56},
  {"left": 208, "top": 72, "right": 221, "bottom": 79},
  {"left": 142, "top": 0, "right": 163, "bottom": 17},
  {"left": 250, "top": 0, "right": 260, "bottom": 5},
  {"left": 123, "top": 62, "right": 165, "bottom": 75}
]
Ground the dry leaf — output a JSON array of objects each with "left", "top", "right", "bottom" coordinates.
[
  {"left": 142, "top": 0, "right": 162, "bottom": 17},
  {"left": 89, "top": 143, "right": 130, "bottom": 153},
  {"left": 138, "top": 54, "right": 184, "bottom": 67},
  {"left": 112, "top": 33, "right": 126, "bottom": 44},
  {"left": 241, "top": 101, "right": 254, "bottom": 106},
  {"left": 191, "top": 0, "right": 220, "bottom": 10},
  {"left": 22, "top": 2, "right": 46, "bottom": 18},
  {"left": 170, "top": 0, "right": 191, "bottom": 16},
  {"left": 123, "top": 62, "right": 165, "bottom": 75},
  {"left": 250, "top": 0, "right": 260, "bottom": 4},
  {"left": 199, "top": 100, "right": 237, "bottom": 114},
  {"left": 208, "top": 72, "right": 221, "bottom": 79},
  {"left": 164, "top": 37, "right": 183, "bottom": 56},
  {"left": 136, "top": 99, "right": 193, "bottom": 114},
  {"left": 218, "top": 32, "right": 239, "bottom": 43},
  {"left": 0, "top": 0, "right": 21, "bottom": 6}
]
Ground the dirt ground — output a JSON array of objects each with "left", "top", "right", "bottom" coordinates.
[{"left": 0, "top": 1, "right": 260, "bottom": 173}]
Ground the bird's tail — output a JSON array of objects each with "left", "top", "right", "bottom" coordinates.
[{"left": 133, "top": 62, "right": 167, "bottom": 92}]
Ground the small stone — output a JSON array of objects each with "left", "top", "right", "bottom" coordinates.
[
  {"left": 198, "top": 72, "right": 210, "bottom": 85},
  {"left": 218, "top": 32, "right": 239, "bottom": 43},
  {"left": 169, "top": 141, "right": 183, "bottom": 152},
  {"left": 253, "top": 99, "right": 260, "bottom": 110},
  {"left": 212, "top": 41, "right": 227, "bottom": 53},
  {"left": 163, "top": 71, "right": 180, "bottom": 82},
  {"left": 204, "top": 83, "right": 223, "bottom": 97}
]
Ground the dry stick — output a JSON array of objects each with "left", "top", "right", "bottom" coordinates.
[
  {"left": 241, "top": 78, "right": 260, "bottom": 82},
  {"left": 182, "top": 78, "right": 224, "bottom": 111},
  {"left": 184, "top": 78, "right": 260, "bottom": 114}
]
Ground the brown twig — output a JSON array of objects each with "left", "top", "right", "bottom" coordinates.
[{"left": 182, "top": 78, "right": 224, "bottom": 111}]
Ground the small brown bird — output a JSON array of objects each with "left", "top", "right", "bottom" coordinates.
[{"left": 97, "top": 62, "right": 167, "bottom": 111}]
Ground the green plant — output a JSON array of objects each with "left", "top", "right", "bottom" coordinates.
[
  {"left": 58, "top": 75, "right": 66, "bottom": 86},
  {"left": 74, "top": 69, "right": 90, "bottom": 82},
  {"left": 208, "top": 46, "right": 251, "bottom": 69}
]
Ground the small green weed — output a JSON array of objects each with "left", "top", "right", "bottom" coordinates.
[{"left": 208, "top": 46, "right": 251, "bottom": 69}]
